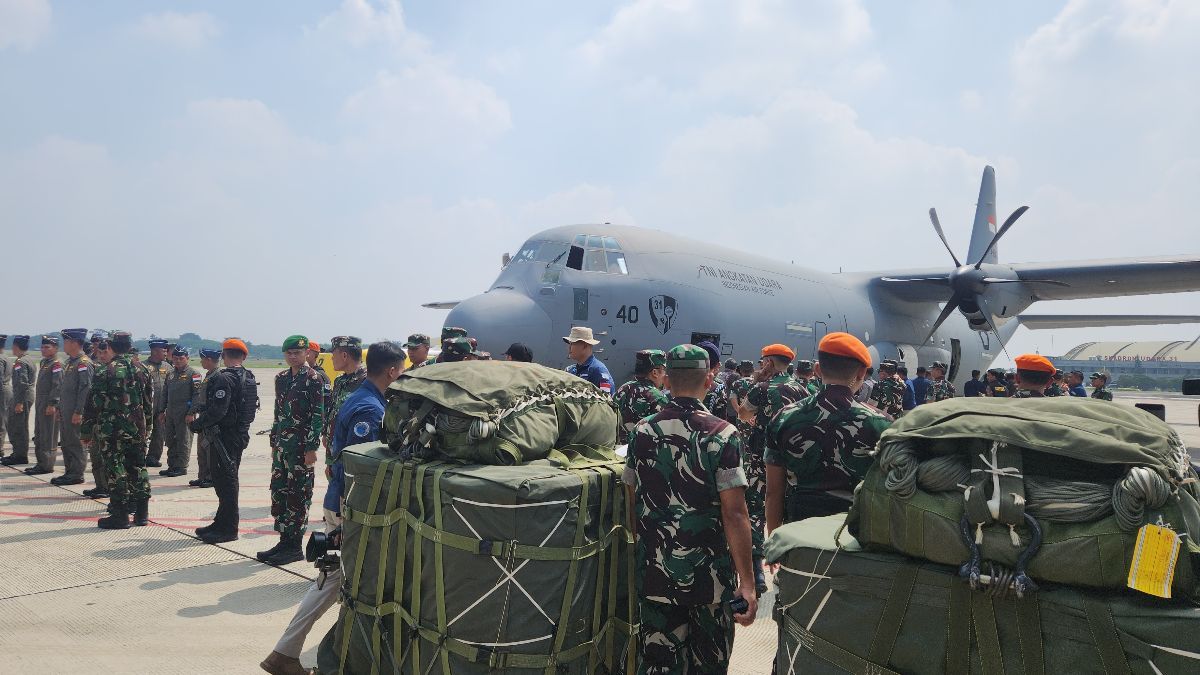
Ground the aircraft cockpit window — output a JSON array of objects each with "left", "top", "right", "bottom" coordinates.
[
  {"left": 607, "top": 251, "right": 628, "bottom": 274},
  {"left": 512, "top": 241, "right": 542, "bottom": 264},
  {"left": 567, "top": 234, "right": 628, "bottom": 274},
  {"left": 534, "top": 241, "right": 569, "bottom": 263}
]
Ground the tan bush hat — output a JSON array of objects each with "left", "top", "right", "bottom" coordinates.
[{"left": 562, "top": 326, "right": 600, "bottom": 345}]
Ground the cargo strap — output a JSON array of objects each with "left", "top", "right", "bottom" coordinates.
[
  {"left": 1083, "top": 595, "right": 1132, "bottom": 675},
  {"left": 343, "top": 504, "right": 630, "bottom": 561},
  {"left": 781, "top": 611, "right": 900, "bottom": 675},
  {"left": 945, "top": 580, "right": 972, "bottom": 675},
  {"left": 866, "top": 563, "right": 918, "bottom": 666},
  {"left": 971, "top": 593, "right": 1005, "bottom": 675}
]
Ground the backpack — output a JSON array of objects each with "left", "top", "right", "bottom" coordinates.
[{"left": 223, "top": 367, "right": 259, "bottom": 434}]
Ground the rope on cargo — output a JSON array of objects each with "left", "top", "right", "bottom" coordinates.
[{"left": 877, "top": 440, "right": 1175, "bottom": 530}]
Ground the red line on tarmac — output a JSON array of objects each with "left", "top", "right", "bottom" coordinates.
[{"left": 0, "top": 509, "right": 322, "bottom": 533}]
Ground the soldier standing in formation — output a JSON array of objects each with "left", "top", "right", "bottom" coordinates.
[
  {"left": 698, "top": 342, "right": 731, "bottom": 421},
  {"left": 323, "top": 336, "right": 367, "bottom": 462},
  {"left": 157, "top": 345, "right": 202, "bottom": 477},
  {"left": 259, "top": 335, "right": 325, "bottom": 567},
  {"left": 1090, "top": 372, "right": 1114, "bottom": 400},
  {"left": 143, "top": 339, "right": 171, "bottom": 468},
  {"left": 1010, "top": 355, "right": 1055, "bottom": 397},
  {"left": 305, "top": 341, "right": 333, "bottom": 418},
  {"left": 28, "top": 335, "right": 63, "bottom": 476},
  {"left": 867, "top": 359, "right": 904, "bottom": 418},
  {"left": 187, "top": 348, "right": 223, "bottom": 489},
  {"left": 614, "top": 349, "right": 669, "bottom": 441},
  {"left": 623, "top": 344, "right": 757, "bottom": 674},
  {"left": 0, "top": 335, "right": 8, "bottom": 449},
  {"left": 925, "top": 361, "right": 956, "bottom": 402},
  {"left": 403, "top": 333, "right": 431, "bottom": 369},
  {"left": 189, "top": 338, "right": 258, "bottom": 544},
  {"left": 83, "top": 331, "right": 153, "bottom": 529},
  {"left": 53, "top": 329, "right": 93, "bottom": 486},
  {"left": 765, "top": 333, "right": 890, "bottom": 529}
]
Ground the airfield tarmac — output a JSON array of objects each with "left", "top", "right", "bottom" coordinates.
[{"left": 1, "top": 380, "right": 1197, "bottom": 674}]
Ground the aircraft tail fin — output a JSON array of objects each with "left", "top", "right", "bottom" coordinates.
[{"left": 965, "top": 165, "right": 998, "bottom": 265}]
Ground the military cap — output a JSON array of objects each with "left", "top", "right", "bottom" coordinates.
[
  {"left": 666, "top": 344, "right": 709, "bottom": 370},
  {"left": 332, "top": 336, "right": 363, "bottom": 351},
  {"left": 635, "top": 349, "right": 667, "bottom": 368},
  {"left": 696, "top": 341, "right": 721, "bottom": 368},
  {"left": 282, "top": 335, "right": 310, "bottom": 352},
  {"left": 41, "top": 335, "right": 59, "bottom": 347},
  {"left": 1014, "top": 354, "right": 1055, "bottom": 374},
  {"left": 0, "top": 335, "right": 6, "bottom": 348},
  {"left": 504, "top": 342, "right": 533, "bottom": 362},
  {"left": 12, "top": 335, "right": 30, "bottom": 350},
  {"left": 61, "top": 328, "right": 87, "bottom": 343},
  {"left": 794, "top": 359, "right": 814, "bottom": 373},
  {"left": 818, "top": 332, "right": 871, "bottom": 367},
  {"left": 761, "top": 343, "right": 795, "bottom": 360},
  {"left": 403, "top": 333, "right": 430, "bottom": 348},
  {"left": 879, "top": 359, "right": 898, "bottom": 370},
  {"left": 111, "top": 331, "right": 133, "bottom": 352},
  {"left": 307, "top": 341, "right": 320, "bottom": 353},
  {"left": 172, "top": 345, "right": 190, "bottom": 357},
  {"left": 1090, "top": 372, "right": 1109, "bottom": 382},
  {"left": 89, "top": 329, "right": 109, "bottom": 343},
  {"left": 199, "top": 348, "right": 222, "bottom": 360},
  {"left": 222, "top": 338, "right": 249, "bottom": 355},
  {"left": 441, "top": 326, "right": 469, "bottom": 341},
  {"left": 442, "top": 337, "right": 473, "bottom": 361},
  {"left": 148, "top": 339, "right": 169, "bottom": 349}
]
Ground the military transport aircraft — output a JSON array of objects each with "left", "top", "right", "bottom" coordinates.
[{"left": 427, "top": 167, "right": 1200, "bottom": 385}]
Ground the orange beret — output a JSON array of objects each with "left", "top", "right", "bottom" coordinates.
[
  {"left": 818, "top": 332, "right": 871, "bottom": 367},
  {"left": 308, "top": 341, "right": 320, "bottom": 353},
  {"left": 222, "top": 338, "right": 249, "bottom": 355},
  {"left": 761, "top": 343, "right": 795, "bottom": 360},
  {"left": 1014, "top": 354, "right": 1055, "bottom": 374}
]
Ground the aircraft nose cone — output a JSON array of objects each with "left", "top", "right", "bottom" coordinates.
[{"left": 445, "top": 290, "right": 553, "bottom": 361}]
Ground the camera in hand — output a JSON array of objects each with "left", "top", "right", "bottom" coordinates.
[
  {"left": 729, "top": 596, "right": 749, "bottom": 615},
  {"left": 306, "top": 526, "right": 342, "bottom": 563}
]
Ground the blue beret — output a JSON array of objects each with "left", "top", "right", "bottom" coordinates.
[
  {"left": 61, "top": 328, "right": 88, "bottom": 342},
  {"left": 199, "top": 348, "right": 221, "bottom": 360},
  {"left": 148, "top": 339, "right": 169, "bottom": 349},
  {"left": 172, "top": 345, "right": 190, "bottom": 357},
  {"left": 41, "top": 335, "right": 59, "bottom": 346}
]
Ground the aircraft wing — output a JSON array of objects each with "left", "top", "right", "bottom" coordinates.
[
  {"left": 867, "top": 268, "right": 955, "bottom": 303},
  {"left": 421, "top": 301, "right": 461, "bottom": 310},
  {"left": 1010, "top": 256, "right": 1200, "bottom": 301},
  {"left": 1017, "top": 314, "right": 1200, "bottom": 329}
]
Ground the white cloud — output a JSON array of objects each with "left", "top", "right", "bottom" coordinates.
[
  {"left": 311, "top": 0, "right": 429, "bottom": 57},
  {"left": 0, "top": 0, "right": 51, "bottom": 50},
  {"left": 132, "top": 11, "right": 220, "bottom": 49}
]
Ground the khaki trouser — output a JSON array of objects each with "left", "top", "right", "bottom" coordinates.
[
  {"left": 7, "top": 407, "right": 29, "bottom": 460},
  {"left": 60, "top": 419, "right": 85, "bottom": 480},
  {"left": 33, "top": 405, "right": 59, "bottom": 471},
  {"left": 162, "top": 412, "right": 194, "bottom": 471},
  {"left": 274, "top": 508, "right": 342, "bottom": 658}
]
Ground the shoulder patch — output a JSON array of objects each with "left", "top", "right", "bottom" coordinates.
[
  {"left": 51, "top": 363, "right": 63, "bottom": 373},
  {"left": 215, "top": 389, "right": 227, "bottom": 399},
  {"left": 77, "top": 364, "right": 89, "bottom": 372},
  {"left": 352, "top": 420, "right": 372, "bottom": 438},
  {"left": 192, "top": 373, "right": 202, "bottom": 382}
]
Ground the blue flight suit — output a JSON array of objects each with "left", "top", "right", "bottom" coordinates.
[
  {"left": 912, "top": 376, "right": 930, "bottom": 405},
  {"left": 324, "top": 379, "right": 385, "bottom": 513},
  {"left": 1068, "top": 384, "right": 1088, "bottom": 397},
  {"left": 567, "top": 354, "right": 615, "bottom": 395},
  {"left": 902, "top": 379, "right": 917, "bottom": 411}
]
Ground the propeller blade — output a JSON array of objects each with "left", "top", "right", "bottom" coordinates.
[
  {"left": 976, "top": 294, "right": 1013, "bottom": 361},
  {"left": 880, "top": 276, "right": 951, "bottom": 284},
  {"left": 980, "top": 277, "right": 1071, "bottom": 287},
  {"left": 929, "top": 208, "right": 962, "bottom": 267},
  {"left": 973, "top": 205, "right": 1029, "bottom": 269},
  {"left": 921, "top": 294, "right": 962, "bottom": 345}
]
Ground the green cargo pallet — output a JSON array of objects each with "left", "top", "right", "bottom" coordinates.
[
  {"left": 767, "top": 515, "right": 1200, "bottom": 675},
  {"left": 317, "top": 443, "right": 637, "bottom": 674}
]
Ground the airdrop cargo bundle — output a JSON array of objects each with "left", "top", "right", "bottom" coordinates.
[
  {"left": 847, "top": 397, "right": 1200, "bottom": 599},
  {"left": 317, "top": 443, "right": 636, "bottom": 674},
  {"left": 768, "top": 515, "right": 1200, "bottom": 674},
  {"left": 382, "top": 362, "right": 618, "bottom": 465}
]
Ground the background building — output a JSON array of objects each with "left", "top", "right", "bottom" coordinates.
[{"left": 1052, "top": 340, "right": 1200, "bottom": 390}]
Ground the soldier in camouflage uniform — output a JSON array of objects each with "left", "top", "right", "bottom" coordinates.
[
  {"left": 1010, "top": 354, "right": 1054, "bottom": 398},
  {"left": 614, "top": 349, "right": 669, "bottom": 442},
  {"left": 259, "top": 335, "right": 325, "bottom": 567},
  {"left": 305, "top": 341, "right": 334, "bottom": 418},
  {"left": 697, "top": 342, "right": 730, "bottom": 421},
  {"left": 623, "top": 345, "right": 757, "bottom": 675},
  {"left": 868, "top": 359, "right": 904, "bottom": 417},
  {"left": 766, "top": 333, "right": 889, "bottom": 529},
  {"left": 83, "top": 332, "right": 153, "bottom": 529},
  {"left": 428, "top": 327, "right": 469, "bottom": 365},
  {"left": 143, "top": 339, "right": 171, "bottom": 468},
  {"left": 1090, "top": 372, "right": 1114, "bottom": 401},
  {"left": 403, "top": 333, "right": 431, "bottom": 369},
  {"left": 792, "top": 360, "right": 821, "bottom": 397},
  {"left": 1045, "top": 370, "right": 1066, "bottom": 397},
  {"left": 323, "top": 336, "right": 367, "bottom": 462},
  {"left": 925, "top": 361, "right": 956, "bottom": 402}
]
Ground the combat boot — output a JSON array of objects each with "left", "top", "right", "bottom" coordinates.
[
  {"left": 82, "top": 488, "right": 109, "bottom": 498},
  {"left": 256, "top": 538, "right": 286, "bottom": 563},
  {"left": 98, "top": 503, "right": 131, "bottom": 530},
  {"left": 264, "top": 535, "right": 304, "bottom": 566},
  {"left": 0, "top": 455, "right": 29, "bottom": 466},
  {"left": 133, "top": 499, "right": 149, "bottom": 527},
  {"left": 260, "top": 650, "right": 309, "bottom": 675}
]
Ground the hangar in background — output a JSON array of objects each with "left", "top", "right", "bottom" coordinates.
[{"left": 1052, "top": 340, "right": 1200, "bottom": 385}]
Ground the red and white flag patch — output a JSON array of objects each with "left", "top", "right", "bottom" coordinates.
[
  {"left": 51, "top": 363, "right": 62, "bottom": 373},
  {"left": 78, "top": 364, "right": 89, "bottom": 372}
]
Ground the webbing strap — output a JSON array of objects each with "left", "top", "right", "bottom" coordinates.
[
  {"left": 1015, "top": 597, "right": 1045, "bottom": 675},
  {"left": 339, "top": 458, "right": 392, "bottom": 668},
  {"left": 945, "top": 581, "right": 972, "bottom": 675},
  {"left": 589, "top": 465, "right": 612, "bottom": 675},
  {"left": 971, "top": 593, "right": 1005, "bottom": 675},
  {"left": 547, "top": 466, "right": 589, "bottom": 675},
  {"left": 782, "top": 611, "right": 901, "bottom": 675},
  {"left": 996, "top": 443, "right": 1026, "bottom": 528},
  {"left": 391, "top": 464, "right": 413, "bottom": 669},
  {"left": 369, "top": 462, "right": 403, "bottom": 675},
  {"left": 432, "top": 465, "right": 451, "bottom": 675},
  {"left": 1083, "top": 595, "right": 1132, "bottom": 675},
  {"left": 343, "top": 504, "right": 628, "bottom": 561},
  {"left": 867, "top": 563, "right": 919, "bottom": 666}
]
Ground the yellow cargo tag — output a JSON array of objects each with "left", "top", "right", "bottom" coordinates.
[{"left": 1127, "top": 523, "right": 1180, "bottom": 598}]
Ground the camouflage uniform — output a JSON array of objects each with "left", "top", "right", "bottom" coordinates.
[
  {"left": 324, "top": 364, "right": 366, "bottom": 462},
  {"left": 926, "top": 378, "right": 956, "bottom": 402},
  {"left": 82, "top": 352, "right": 152, "bottom": 509},
  {"left": 703, "top": 377, "right": 730, "bottom": 421},
  {"left": 868, "top": 374, "right": 904, "bottom": 417},
  {"left": 269, "top": 364, "right": 325, "bottom": 538},
  {"left": 623, "top": 388, "right": 747, "bottom": 675},
  {"left": 1013, "top": 389, "right": 1044, "bottom": 399},
  {"left": 1045, "top": 382, "right": 1064, "bottom": 397},
  {"left": 1091, "top": 386, "right": 1113, "bottom": 401},
  {"left": 614, "top": 377, "right": 669, "bottom": 442},
  {"left": 765, "top": 384, "right": 890, "bottom": 523},
  {"left": 743, "top": 373, "right": 806, "bottom": 561}
]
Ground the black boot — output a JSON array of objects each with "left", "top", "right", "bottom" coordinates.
[
  {"left": 256, "top": 539, "right": 285, "bottom": 562},
  {"left": 133, "top": 499, "right": 149, "bottom": 527},
  {"left": 1, "top": 455, "right": 29, "bottom": 466},
  {"left": 754, "top": 558, "right": 768, "bottom": 595},
  {"left": 196, "top": 523, "right": 215, "bottom": 537},
  {"left": 98, "top": 502, "right": 131, "bottom": 530},
  {"left": 264, "top": 535, "right": 304, "bottom": 566}
]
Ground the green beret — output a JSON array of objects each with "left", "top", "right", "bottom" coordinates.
[
  {"left": 441, "top": 326, "right": 468, "bottom": 340},
  {"left": 282, "top": 335, "right": 310, "bottom": 352},
  {"left": 666, "top": 344, "right": 709, "bottom": 370},
  {"left": 635, "top": 349, "right": 667, "bottom": 368}
]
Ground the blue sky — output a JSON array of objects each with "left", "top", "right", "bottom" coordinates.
[{"left": 2, "top": 0, "right": 1198, "bottom": 358}]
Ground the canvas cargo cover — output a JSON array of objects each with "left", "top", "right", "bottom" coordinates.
[
  {"left": 317, "top": 444, "right": 636, "bottom": 674},
  {"left": 383, "top": 361, "right": 618, "bottom": 465},
  {"left": 766, "top": 516, "right": 1200, "bottom": 675}
]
